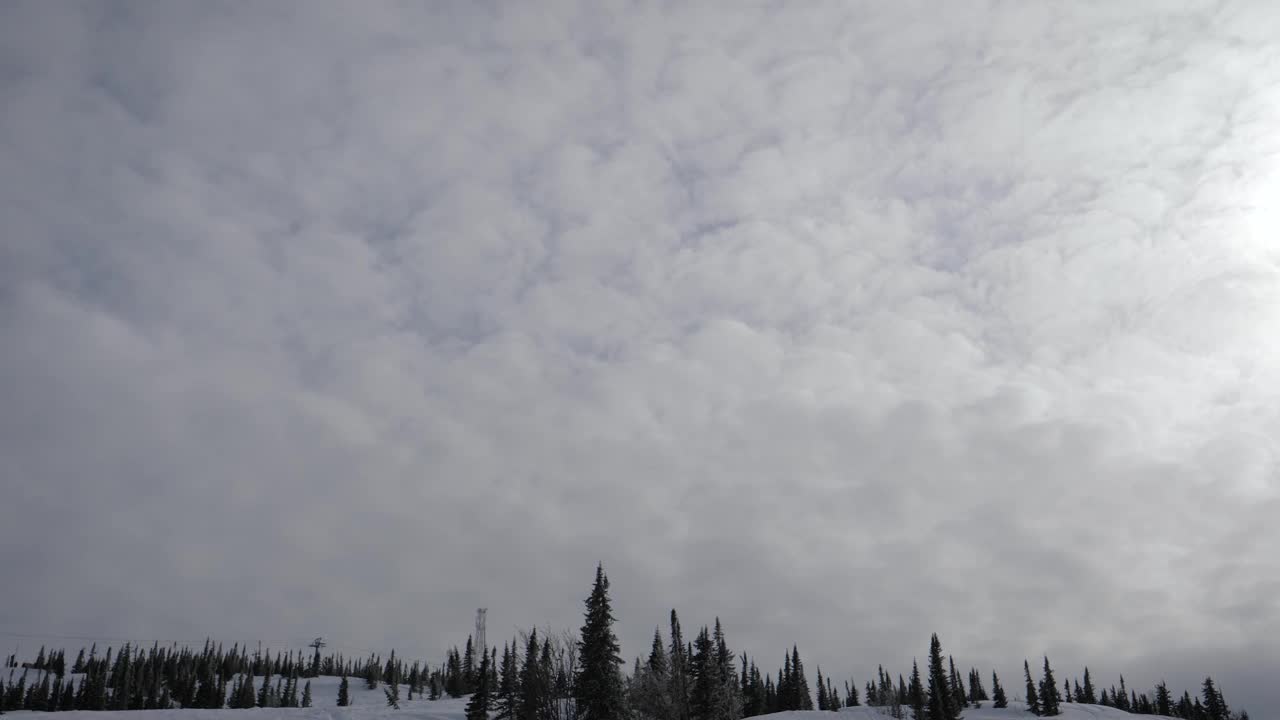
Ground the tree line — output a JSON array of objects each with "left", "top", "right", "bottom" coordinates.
[{"left": 0, "top": 564, "right": 1250, "bottom": 720}]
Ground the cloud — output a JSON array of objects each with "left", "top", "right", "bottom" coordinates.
[{"left": 2, "top": 0, "right": 1279, "bottom": 713}]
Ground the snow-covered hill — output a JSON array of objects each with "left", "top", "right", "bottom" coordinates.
[
  {"left": 2, "top": 675, "right": 468, "bottom": 720},
  {"left": 0, "top": 681, "right": 1188, "bottom": 720},
  {"left": 775, "top": 703, "right": 1163, "bottom": 720}
]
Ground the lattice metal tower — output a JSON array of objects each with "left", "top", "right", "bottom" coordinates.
[{"left": 475, "top": 608, "right": 487, "bottom": 660}]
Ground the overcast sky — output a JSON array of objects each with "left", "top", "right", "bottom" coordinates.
[{"left": 2, "top": 0, "right": 1279, "bottom": 715}]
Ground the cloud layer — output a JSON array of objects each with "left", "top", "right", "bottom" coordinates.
[{"left": 3, "top": 0, "right": 1279, "bottom": 713}]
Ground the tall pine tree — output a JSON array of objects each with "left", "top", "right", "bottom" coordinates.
[
  {"left": 575, "top": 565, "right": 627, "bottom": 720},
  {"left": 1039, "top": 658, "right": 1060, "bottom": 716},
  {"left": 992, "top": 672, "right": 1007, "bottom": 709},
  {"left": 337, "top": 675, "right": 350, "bottom": 707},
  {"left": 908, "top": 661, "right": 926, "bottom": 720},
  {"left": 1081, "top": 669, "right": 1096, "bottom": 705},
  {"left": 1023, "top": 661, "right": 1040, "bottom": 716},
  {"left": 926, "top": 635, "right": 960, "bottom": 720},
  {"left": 465, "top": 653, "right": 491, "bottom": 720}
]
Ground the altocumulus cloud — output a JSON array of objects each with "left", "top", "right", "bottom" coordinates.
[{"left": 2, "top": 0, "right": 1279, "bottom": 714}]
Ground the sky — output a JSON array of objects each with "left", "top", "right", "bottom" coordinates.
[{"left": 2, "top": 0, "right": 1279, "bottom": 714}]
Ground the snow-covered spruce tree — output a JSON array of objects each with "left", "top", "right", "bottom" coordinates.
[
  {"left": 949, "top": 657, "right": 967, "bottom": 709},
  {"left": 968, "top": 669, "right": 987, "bottom": 704},
  {"left": 1081, "top": 668, "right": 1096, "bottom": 704},
  {"left": 992, "top": 672, "right": 1007, "bottom": 709},
  {"left": 238, "top": 673, "right": 257, "bottom": 709},
  {"left": 690, "top": 627, "right": 716, "bottom": 720},
  {"left": 926, "top": 635, "right": 960, "bottom": 720},
  {"left": 712, "top": 619, "right": 742, "bottom": 720},
  {"left": 685, "top": 621, "right": 740, "bottom": 720},
  {"left": 463, "top": 638, "right": 476, "bottom": 695},
  {"left": 909, "top": 661, "right": 926, "bottom": 720},
  {"left": 366, "top": 654, "right": 383, "bottom": 691},
  {"left": 465, "top": 653, "right": 492, "bottom": 720},
  {"left": 1202, "top": 677, "right": 1228, "bottom": 720},
  {"left": 517, "top": 629, "right": 547, "bottom": 720},
  {"left": 1023, "top": 661, "right": 1040, "bottom": 716},
  {"left": 337, "top": 674, "right": 350, "bottom": 707},
  {"left": 302, "top": 681, "right": 312, "bottom": 708},
  {"left": 256, "top": 664, "right": 272, "bottom": 708},
  {"left": 792, "top": 647, "right": 813, "bottom": 711},
  {"left": 669, "top": 611, "right": 692, "bottom": 720},
  {"left": 494, "top": 641, "right": 519, "bottom": 720},
  {"left": 632, "top": 628, "right": 671, "bottom": 720},
  {"left": 1155, "top": 681, "right": 1172, "bottom": 717},
  {"left": 1038, "top": 658, "right": 1061, "bottom": 716},
  {"left": 575, "top": 564, "right": 627, "bottom": 720},
  {"left": 1115, "top": 677, "right": 1131, "bottom": 712}
]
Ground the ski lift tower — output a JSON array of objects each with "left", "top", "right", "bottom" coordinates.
[{"left": 475, "top": 608, "right": 487, "bottom": 661}]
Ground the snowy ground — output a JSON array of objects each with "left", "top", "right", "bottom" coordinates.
[
  {"left": 813, "top": 703, "right": 1158, "bottom": 720},
  {"left": 3, "top": 675, "right": 469, "bottom": 720},
  {"left": 1, "top": 679, "right": 1169, "bottom": 720}
]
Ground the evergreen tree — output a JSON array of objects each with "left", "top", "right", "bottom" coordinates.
[
  {"left": 1039, "top": 658, "right": 1061, "bottom": 716},
  {"left": 968, "top": 669, "right": 987, "bottom": 704},
  {"left": 908, "top": 660, "right": 926, "bottom": 720},
  {"left": 926, "top": 635, "right": 960, "bottom": 720},
  {"left": 1024, "top": 661, "right": 1040, "bottom": 716},
  {"left": 690, "top": 627, "right": 716, "bottom": 720},
  {"left": 1082, "top": 669, "right": 1096, "bottom": 705},
  {"left": 992, "top": 672, "right": 1007, "bottom": 709},
  {"left": 495, "top": 641, "right": 520, "bottom": 720},
  {"left": 31, "top": 671, "right": 49, "bottom": 707},
  {"left": 258, "top": 665, "right": 272, "bottom": 708},
  {"left": 337, "top": 674, "right": 350, "bottom": 707},
  {"left": 791, "top": 647, "right": 812, "bottom": 711},
  {"left": 669, "top": 611, "right": 691, "bottom": 720},
  {"left": 847, "top": 679, "right": 859, "bottom": 707},
  {"left": 948, "top": 657, "right": 967, "bottom": 709},
  {"left": 517, "top": 630, "right": 545, "bottom": 720},
  {"left": 463, "top": 638, "right": 477, "bottom": 695},
  {"left": 1201, "top": 678, "right": 1227, "bottom": 720},
  {"left": 239, "top": 673, "right": 257, "bottom": 708},
  {"left": 575, "top": 565, "right": 627, "bottom": 720},
  {"left": 61, "top": 677, "right": 76, "bottom": 712},
  {"left": 817, "top": 668, "right": 828, "bottom": 711},
  {"left": 366, "top": 654, "right": 383, "bottom": 691},
  {"left": 711, "top": 619, "right": 742, "bottom": 720},
  {"left": 1155, "top": 681, "right": 1172, "bottom": 717},
  {"left": 465, "top": 653, "right": 491, "bottom": 720},
  {"left": 633, "top": 628, "right": 671, "bottom": 720}
]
